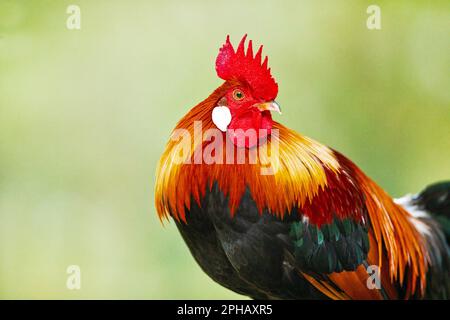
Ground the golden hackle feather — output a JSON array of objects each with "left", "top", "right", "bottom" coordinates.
[{"left": 155, "top": 81, "right": 340, "bottom": 222}]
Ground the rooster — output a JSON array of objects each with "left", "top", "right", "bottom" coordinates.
[{"left": 155, "top": 35, "right": 450, "bottom": 299}]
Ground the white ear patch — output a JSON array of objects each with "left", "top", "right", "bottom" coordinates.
[{"left": 212, "top": 106, "right": 232, "bottom": 132}]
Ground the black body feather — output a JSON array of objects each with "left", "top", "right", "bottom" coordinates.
[
  {"left": 174, "top": 181, "right": 450, "bottom": 299},
  {"left": 175, "top": 183, "right": 368, "bottom": 299}
]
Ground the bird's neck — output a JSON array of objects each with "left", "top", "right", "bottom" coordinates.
[{"left": 156, "top": 112, "right": 341, "bottom": 222}]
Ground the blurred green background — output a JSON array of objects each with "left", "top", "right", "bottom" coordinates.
[{"left": 0, "top": 0, "right": 449, "bottom": 299}]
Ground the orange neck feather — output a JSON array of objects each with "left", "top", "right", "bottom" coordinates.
[{"left": 155, "top": 82, "right": 340, "bottom": 222}]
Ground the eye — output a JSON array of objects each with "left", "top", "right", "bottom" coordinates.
[{"left": 232, "top": 89, "right": 245, "bottom": 101}]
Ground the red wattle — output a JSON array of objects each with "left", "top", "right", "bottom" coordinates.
[{"left": 227, "top": 110, "right": 272, "bottom": 148}]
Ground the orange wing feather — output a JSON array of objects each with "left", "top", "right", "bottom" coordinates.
[{"left": 301, "top": 153, "right": 429, "bottom": 299}]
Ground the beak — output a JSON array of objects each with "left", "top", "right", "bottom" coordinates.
[{"left": 256, "top": 101, "right": 282, "bottom": 114}]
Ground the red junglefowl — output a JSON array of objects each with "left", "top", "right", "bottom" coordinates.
[{"left": 155, "top": 35, "right": 450, "bottom": 299}]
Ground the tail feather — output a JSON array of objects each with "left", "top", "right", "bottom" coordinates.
[
  {"left": 395, "top": 181, "right": 450, "bottom": 299},
  {"left": 414, "top": 181, "right": 450, "bottom": 243}
]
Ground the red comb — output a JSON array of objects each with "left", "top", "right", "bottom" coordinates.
[{"left": 215, "top": 35, "right": 278, "bottom": 101}]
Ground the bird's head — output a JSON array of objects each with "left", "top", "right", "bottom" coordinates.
[{"left": 212, "top": 35, "right": 280, "bottom": 148}]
